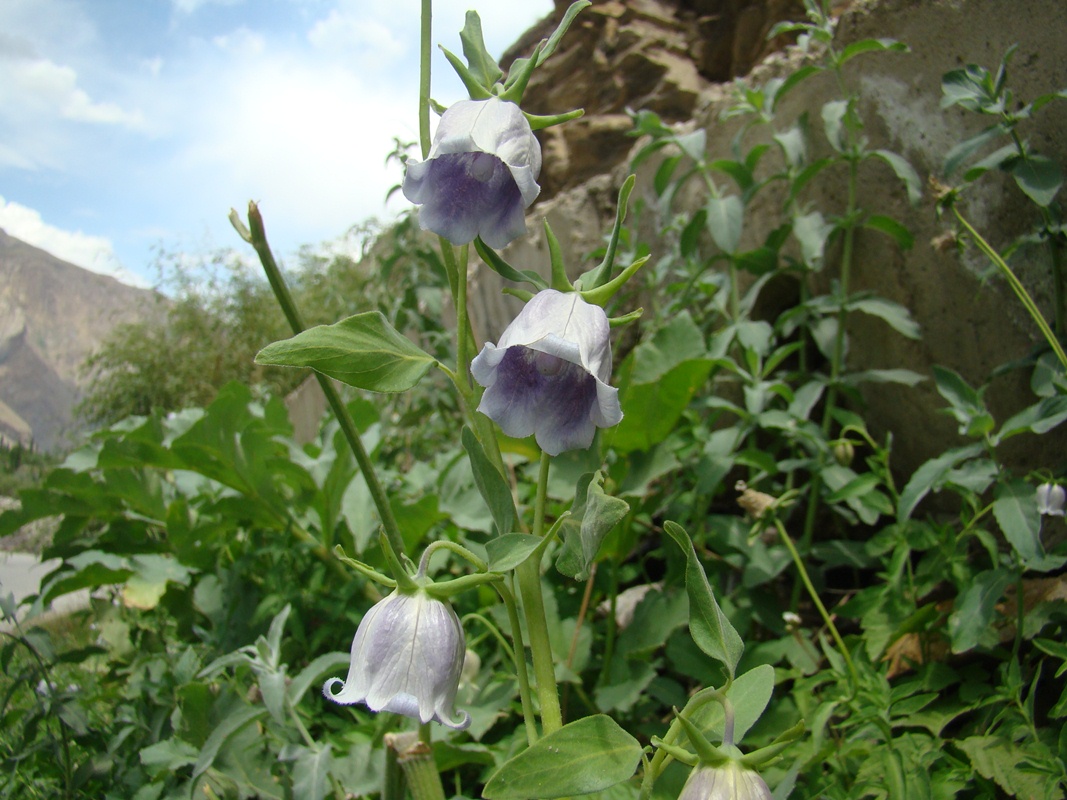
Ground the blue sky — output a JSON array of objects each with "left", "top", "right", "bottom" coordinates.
[{"left": 0, "top": 0, "right": 552, "bottom": 286}]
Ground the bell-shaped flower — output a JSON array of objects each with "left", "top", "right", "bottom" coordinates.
[
  {"left": 323, "top": 589, "right": 471, "bottom": 729},
  {"left": 678, "top": 762, "right": 773, "bottom": 800},
  {"left": 471, "top": 289, "right": 622, "bottom": 456},
  {"left": 1037, "top": 482, "right": 1066, "bottom": 516},
  {"left": 402, "top": 97, "right": 541, "bottom": 249}
]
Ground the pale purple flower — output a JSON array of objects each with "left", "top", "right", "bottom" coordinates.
[
  {"left": 402, "top": 97, "right": 541, "bottom": 249},
  {"left": 323, "top": 590, "right": 470, "bottom": 730},
  {"left": 678, "top": 762, "right": 773, "bottom": 800},
  {"left": 471, "top": 289, "right": 623, "bottom": 456},
  {"left": 1037, "top": 482, "right": 1066, "bottom": 516}
]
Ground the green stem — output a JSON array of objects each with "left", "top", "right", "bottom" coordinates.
[
  {"left": 439, "top": 238, "right": 507, "bottom": 477},
  {"left": 393, "top": 733, "right": 446, "bottom": 800},
  {"left": 517, "top": 453, "right": 563, "bottom": 734},
  {"left": 954, "top": 207, "right": 1067, "bottom": 371},
  {"left": 774, "top": 517, "right": 858, "bottom": 690},
  {"left": 456, "top": 243, "right": 471, "bottom": 374},
  {"left": 241, "top": 203, "right": 408, "bottom": 561},
  {"left": 418, "top": 0, "right": 432, "bottom": 160},
  {"left": 495, "top": 580, "right": 540, "bottom": 745}
]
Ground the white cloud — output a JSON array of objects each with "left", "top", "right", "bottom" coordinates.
[
  {"left": 212, "top": 27, "right": 265, "bottom": 57},
  {"left": 0, "top": 196, "right": 147, "bottom": 286},
  {"left": 171, "top": 0, "right": 243, "bottom": 14},
  {"left": 307, "top": 11, "right": 404, "bottom": 63}
]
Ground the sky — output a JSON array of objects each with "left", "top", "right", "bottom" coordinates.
[{"left": 0, "top": 0, "right": 553, "bottom": 287}]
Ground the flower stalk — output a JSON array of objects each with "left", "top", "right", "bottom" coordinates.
[
  {"left": 517, "top": 452, "right": 563, "bottom": 735},
  {"left": 232, "top": 203, "right": 408, "bottom": 561}
]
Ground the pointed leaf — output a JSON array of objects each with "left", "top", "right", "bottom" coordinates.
[
  {"left": 870, "top": 149, "right": 922, "bottom": 206},
  {"left": 460, "top": 11, "right": 503, "bottom": 88},
  {"left": 948, "top": 569, "right": 1014, "bottom": 653},
  {"left": 706, "top": 195, "right": 743, "bottom": 254},
  {"left": 293, "top": 745, "right": 333, "bottom": 800},
  {"left": 556, "top": 472, "right": 630, "bottom": 580},
  {"left": 993, "top": 479, "right": 1043, "bottom": 564},
  {"left": 462, "top": 427, "right": 516, "bottom": 537},
  {"left": 256, "top": 312, "right": 436, "bottom": 392},
  {"left": 897, "top": 443, "right": 985, "bottom": 522},
  {"left": 482, "top": 714, "right": 641, "bottom": 799},
  {"left": 663, "top": 521, "right": 743, "bottom": 678},
  {"left": 1011, "top": 154, "right": 1063, "bottom": 207}
]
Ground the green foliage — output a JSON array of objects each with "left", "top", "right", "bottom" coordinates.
[{"left": 7, "top": 4, "right": 1067, "bottom": 799}]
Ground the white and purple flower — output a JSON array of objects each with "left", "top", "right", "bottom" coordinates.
[
  {"left": 1037, "top": 482, "right": 1065, "bottom": 516},
  {"left": 678, "top": 762, "right": 773, "bottom": 800},
  {"left": 471, "top": 289, "right": 623, "bottom": 456},
  {"left": 323, "top": 589, "right": 471, "bottom": 730},
  {"left": 402, "top": 97, "right": 541, "bottom": 249}
]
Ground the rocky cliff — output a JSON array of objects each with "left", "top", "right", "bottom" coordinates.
[
  {"left": 475, "top": 0, "right": 1067, "bottom": 476},
  {"left": 0, "top": 229, "right": 159, "bottom": 450}
]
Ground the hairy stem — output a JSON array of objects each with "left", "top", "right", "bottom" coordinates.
[
  {"left": 517, "top": 452, "right": 563, "bottom": 734},
  {"left": 239, "top": 203, "right": 408, "bottom": 561}
]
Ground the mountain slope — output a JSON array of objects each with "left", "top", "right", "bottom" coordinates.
[{"left": 0, "top": 228, "right": 159, "bottom": 450}]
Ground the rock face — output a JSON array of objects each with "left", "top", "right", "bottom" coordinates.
[
  {"left": 0, "top": 229, "right": 159, "bottom": 450},
  {"left": 502, "top": 0, "right": 803, "bottom": 201},
  {"left": 475, "top": 0, "right": 1067, "bottom": 476}
]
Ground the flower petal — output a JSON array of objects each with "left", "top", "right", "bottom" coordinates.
[{"left": 402, "top": 98, "right": 540, "bottom": 248}]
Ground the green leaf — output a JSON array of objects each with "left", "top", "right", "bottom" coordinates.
[
  {"left": 474, "top": 237, "right": 549, "bottom": 290},
  {"left": 993, "top": 479, "right": 1043, "bottom": 564},
  {"left": 957, "top": 735, "right": 1054, "bottom": 798},
  {"left": 821, "top": 99, "right": 849, "bottom": 152},
  {"left": 140, "top": 738, "right": 199, "bottom": 778},
  {"left": 288, "top": 651, "right": 350, "bottom": 705},
  {"left": 999, "top": 395, "right": 1067, "bottom": 439},
  {"left": 292, "top": 745, "right": 333, "bottom": 800},
  {"left": 772, "top": 64, "right": 823, "bottom": 110},
  {"left": 122, "top": 554, "right": 193, "bottom": 610},
  {"left": 255, "top": 312, "right": 436, "bottom": 393},
  {"left": 838, "top": 38, "right": 907, "bottom": 65},
  {"left": 841, "top": 368, "right": 925, "bottom": 387},
  {"left": 688, "top": 664, "right": 775, "bottom": 746},
  {"left": 612, "top": 313, "right": 712, "bottom": 453},
  {"left": 948, "top": 568, "right": 1015, "bottom": 653},
  {"left": 462, "top": 427, "right": 516, "bottom": 537},
  {"left": 487, "top": 533, "right": 543, "bottom": 572},
  {"left": 943, "top": 123, "right": 1008, "bottom": 177},
  {"left": 847, "top": 296, "right": 921, "bottom": 339},
  {"left": 897, "top": 443, "right": 985, "bottom": 522},
  {"left": 1011, "top": 154, "right": 1063, "bottom": 207},
  {"left": 192, "top": 705, "right": 267, "bottom": 781},
  {"left": 482, "top": 714, "right": 641, "bottom": 799},
  {"left": 663, "top": 521, "right": 743, "bottom": 678},
  {"left": 864, "top": 213, "right": 914, "bottom": 249},
  {"left": 793, "top": 210, "right": 834, "bottom": 267},
  {"left": 460, "top": 11, "right": 503, "bottom": 89},
  {"left": 706, "top": 195, "right": 743, "bottom": 254},
  {"left": 933, "top": 365, "right": 993, "bottom": 437},
  {"left": 534, "top": 0, "right": 590, "bottom": 67},
  {"left": 556, "top": 472, "right": 630, "bottom": 580}
]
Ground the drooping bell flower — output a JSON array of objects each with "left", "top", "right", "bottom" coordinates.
[
  {"left": 471, "top": 289, "right": 622, "bottom": 456},
  {"left": 323, "top": 589, "right": 471, "bottom": 730},
  {"left": 678, "top": 762, "right": 773, "bottom": 800},
  {"left": 1037, "top": 482, "right": 1066, "bottom": 516},
  {"left": 402, "top": 97, "right": 541, "bottom": 249}
]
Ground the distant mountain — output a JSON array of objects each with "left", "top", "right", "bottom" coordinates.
[{"left": 0, "top": 228, "right": 159, "bottom": 450}]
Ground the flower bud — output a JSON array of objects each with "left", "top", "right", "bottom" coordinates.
[
  {"left": 471, "top": 289, "right": 623, "bottom": 455},
  {"left": 402, "top": 97, "right": 541, "bottom": 249},
  {"left": 678, "top": 761, "right": 773, "bottom": 800},
  {"left": 323, "top": 590, "right": 471, "bottom": 729}
]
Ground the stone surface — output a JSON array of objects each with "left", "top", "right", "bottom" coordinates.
[{"left": 476, "top": 0, "right": 1067, "bottom": 477}]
